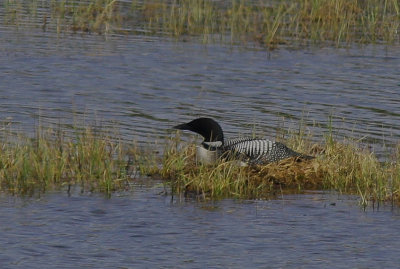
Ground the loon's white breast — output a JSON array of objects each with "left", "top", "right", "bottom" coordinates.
[{"left": 196, "top": 145, "right": 218, "bottom": 165}]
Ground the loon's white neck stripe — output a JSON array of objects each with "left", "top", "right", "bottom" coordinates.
[{"left": 202, "top": 141, "right": 223, "bottom": 148}]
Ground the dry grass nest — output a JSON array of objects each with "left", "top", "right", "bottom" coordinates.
[
  {"left": 248, "top": 156, "right": 324, "bottom": 190},
  {"left": 160, "top": 143, "right": 326, "bottom": 194}
]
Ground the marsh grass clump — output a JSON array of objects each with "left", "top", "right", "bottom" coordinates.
[
  {"left": 319, "top": 138, "right": 399, "bottom": 206},
  {"left": 3, "top": 0, "right": 399, "bottom": 47},
  {"left": 51, "top": 0, "right": 124, "bottom": 34},
  {"left": 3, "top": 0, "right": 124, "bottom": 34},
  {"left": 0, "top": 126, "right": 131, "bottom": 195}
]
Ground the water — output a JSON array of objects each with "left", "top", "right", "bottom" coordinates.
[
  {"left": 0, "top": 187, "right": 399, "bottom": 269},
  {"left": 1, "top": 27, "right": 400, "bottom": 153},
  {"left": 1, "top": 17, "right": 400, "bottom": 268}
]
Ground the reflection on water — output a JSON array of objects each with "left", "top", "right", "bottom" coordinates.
[
  {"left": 0, "top": 28, "right": 400, "bottom": 156},
  {"left": 0, "top": 187, "right": 399, "bottom": 268}
]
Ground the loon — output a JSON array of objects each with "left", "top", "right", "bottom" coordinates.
[{"left": 174, "top": 117, "right": 313, "bottom": 165}]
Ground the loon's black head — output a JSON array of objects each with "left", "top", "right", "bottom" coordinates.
[{"left": 173, "top": 118, "right": 224, "bottom": 144}]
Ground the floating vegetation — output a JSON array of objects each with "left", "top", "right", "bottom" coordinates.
[{"left": 2, "top": 0, "right": 399, "bottom": 47}]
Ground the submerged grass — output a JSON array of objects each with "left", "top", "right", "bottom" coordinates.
[
  {"left": 1, "top": 123, "right": 400, "bottom": 207},
  {"left": 3, "top": 0, "right": 400, "bottom": 47}
]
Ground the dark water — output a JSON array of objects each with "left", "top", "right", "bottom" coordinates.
[
  {"left": 1, "top": 186, "right": 400, "bottom": 269},
  {"left": 1, "top": 17, "right": 400, "bottom": 268}
]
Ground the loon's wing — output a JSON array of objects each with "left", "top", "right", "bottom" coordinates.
[{"left": 224, "top": 138, "right": 303, "bottom": 164}]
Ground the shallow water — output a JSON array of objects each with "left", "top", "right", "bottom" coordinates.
[{"left": 0, "top": 187, "right": 399, "bottom": 268}]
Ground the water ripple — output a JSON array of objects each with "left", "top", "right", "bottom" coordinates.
[{"left": 0, "top": 28, "right": 400, "bottom": 155}]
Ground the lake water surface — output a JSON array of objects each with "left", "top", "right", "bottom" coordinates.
[
  {"left": 1, "top": 21, "right": 400, "bottom": 268},
  {"left": 1, "top": 28, "right": 400, "bottom": 152},
  {"left": 1, "top": 186, "right": 400, "bottom": 268}
]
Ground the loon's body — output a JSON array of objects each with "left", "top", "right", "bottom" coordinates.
[{"left": 174, "top": 117, "right": 313, "bottom": 165}]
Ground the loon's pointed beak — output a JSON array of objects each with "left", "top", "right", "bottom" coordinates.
[{"left": 173, "top": 123, "right": 189, "bottom": 130}]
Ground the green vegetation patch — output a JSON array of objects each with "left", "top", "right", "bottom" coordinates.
[
  {"left": 0, "top": 126, "right": 131, "bottom": 196},
  {"left": 3, "top": 0, "right": 400, "bottom": 47}
]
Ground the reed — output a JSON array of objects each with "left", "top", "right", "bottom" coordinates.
[{"left": 3, "top": 0, "right": 399, "bottom": 46}]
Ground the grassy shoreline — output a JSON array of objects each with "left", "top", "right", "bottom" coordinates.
[
  {"left": 0, "top": 124, "right": 399, "bottom": 206},
  {"left": 3, "top": 0, "right": 399, "bottom": 48}
]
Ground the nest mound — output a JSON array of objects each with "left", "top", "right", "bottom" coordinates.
[{"left": 248, "top": 157, "right": 324, "bottom": 189}]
